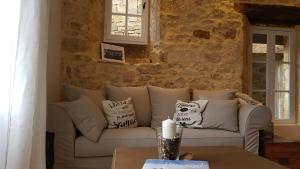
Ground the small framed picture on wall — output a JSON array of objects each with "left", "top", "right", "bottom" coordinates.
[{"left": 101, "top": 43, "right": 125, "bottom": 63}]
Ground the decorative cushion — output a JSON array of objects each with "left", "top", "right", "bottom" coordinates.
[
  {"left": 148, "top": 86, "right": 190, "bottom": 128},
  {"left": 193, "top": 89, "right": 236, "bottom": 100},
  {"left": 64, "top": 84, "right": 106, "bottom": 110},
  {"left": 236, "top": 92, "right": 262, "bottom": 105},
  {"left": 105, "top": 85, "right": 151, "bottom": 126},
  {"left": 201, "top": 100, "right": 238, "bottom": 132},
  {"left": 64, "top": 96, "right": 107, "bottom": 142},
  {"left": 102, "top": 97, "right": 138, "bottom": 128},
  {"left": 173, "top": 100, "right": 208, "bottom": 128}
]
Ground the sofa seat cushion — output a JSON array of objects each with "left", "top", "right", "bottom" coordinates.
[
  {"left": 75, "top": 127, "right": 156, "bottom": 157},
  {"left": 75, "top": 127, "right": 244, "bottom": 157},
  {"left": 181, "top": 128, "right": 243, "bottom": 148}
]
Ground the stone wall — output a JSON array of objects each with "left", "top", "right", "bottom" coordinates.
[
  {"left": 61, "top": 0, "right": 247, "bottom": 90},
  {"left": 60, "top": 0, "right": 300, "bottom": 92},
  {"left": 236, "top": 0, "right": 300, "bottom": 6},
  {"left": 60, "top": 0, "right": 300, "bottom": 126}
]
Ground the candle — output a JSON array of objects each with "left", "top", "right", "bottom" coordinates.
[{"left": 162, "top": 117, "right": 176, "bottom": 139}]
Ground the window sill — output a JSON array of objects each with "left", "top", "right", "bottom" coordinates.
[
  {"left": 274, "top": 123, "right": 300, "bottom": 127},
  {"left": 103, "top": 38, "right": 148, "bottom": 45}
]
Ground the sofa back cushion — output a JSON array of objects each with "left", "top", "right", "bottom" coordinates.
[
  {"left": 64, "top": 84, "right": 106, "bottom": 110},
  {"left": 201, "top": 100, "right": 238, "bottom": 132},
  {"left": 148, "top": 86, "right": 190, "bottom": 128},
  {"left": 65, "top": 96, "right": 107, "bottom": 142},
  {"left": 106, "top": 85, "right": 151, "bottom": 126},
  {"left": 193, "top": 90, "right": 235, "bottom": 100}
]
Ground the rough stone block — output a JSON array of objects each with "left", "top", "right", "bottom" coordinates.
[{"left": 193, "top": 29, "right": 211, "bottom": 39}]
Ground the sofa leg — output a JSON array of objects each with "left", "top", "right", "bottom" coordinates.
[
  {"left": 46, "top": 131, "right": 55, "bottom": 169},
  {"left": 258, "top": 130, "right": 265, "bottom": 156}
]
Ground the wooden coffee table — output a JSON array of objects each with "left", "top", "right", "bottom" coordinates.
[{"left": 111, "top": 147, "right": 289, "bottom": 169}]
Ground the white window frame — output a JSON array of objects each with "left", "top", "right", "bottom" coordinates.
[
  {"left": 104, "top": 0, "right": 149, "bottom": 45},
  {"left": 249, "top": 26, "right": 296, "bottom": 124}
]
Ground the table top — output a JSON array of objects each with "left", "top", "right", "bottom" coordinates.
[
  {"left": 263, "top": 135, "right": 300, "bottom": 144},
  {"left": 111, "top": 146, "right": 289, "bottom": 169}
]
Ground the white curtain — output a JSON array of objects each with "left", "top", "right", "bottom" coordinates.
[{"left": 0, "top": 0, "right": 49, "bottom": 169}]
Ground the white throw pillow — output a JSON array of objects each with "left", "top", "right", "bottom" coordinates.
[
  {"left": 173, "top": 100, "right": 208, "bottom": 128},
  {"left": 64, "top": 96, "right": 107, "bottom": 142},
  {"left": 102, "top": 97, "right": 138, "bottom": 128}
]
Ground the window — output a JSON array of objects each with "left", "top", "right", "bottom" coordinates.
[
  {"left": 249, "top": 26, "right": 296, "bottom": 124},
  {"left": 104, "top": 0, "right": 149, "bottom": 45}
]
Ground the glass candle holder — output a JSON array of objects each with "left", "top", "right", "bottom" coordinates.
[{"left": 156, "top": 125, "right": 183, "bottom": 160}]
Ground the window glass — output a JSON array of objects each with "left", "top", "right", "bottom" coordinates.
[
  {"left": 111, "top": 15, "right": 126, "bottom": 35},
  {"left": 252, "top": 92, "right": 266, "bottom": 105},
  {"left": 112, "top": 0, "right": 126, "bottom": 14},
  {"left": 275, "top": 63, "right": 290, "bottom": 91},
  {"left": 252, "top": 34, "right": 267, "bottom": 52},
  {"left": 127, "top": 16, "right": 142, "bottom": 37},
  {"left": 252, "top": 63, "right": 266, "bottom": 90},
  {"left": 128, "top": 0, "right": 143, "bottom": 15},
  {"left": 275, "top": 35, "right": 289, "bottom": 62},
  {"left": 251, "top": 33, "right": 267, "bottom": 106},
  {"left": 275, "top": 92, "right": 290, "bottom": 120}
]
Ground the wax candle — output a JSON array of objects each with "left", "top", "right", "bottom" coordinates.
[{"left": 162, "top": 118, "right": 176, "bottom": 139}]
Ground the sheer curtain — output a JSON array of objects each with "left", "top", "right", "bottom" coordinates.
[{"left": 0, "top": 0, "right": 49, "bottom": 169}]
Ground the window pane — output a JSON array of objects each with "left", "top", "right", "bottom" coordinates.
[
  {"left": 275, "top": 35, "right": 289, "bottom": 62},
  {"left": 112, "top": 0, "right": 126, "bottom": 14},
  {"left": 128, "top": 0, "right": 143, "bottom": 15},
  {"left": 252, "top": 34, "right": 267, "bottom": 54},
  {"left": 275, "top": 63, "right": 290, "bottom": 90},
  {"left": 251, "top": 33, "right": 267, "bottom": 102},
  {"left": 127, "top": 16, "right": 142, "bottom": 37},
  {"left": 252, "top": 92, "right": 266, "bottom": 105},
  {"left": 111, "top": 15, "right": 126, "bottom": 36},
  {"left": 275, "top": 92, "right": 290, "bottom": 120},
  {"left": 252, "top": 63, "right": 266, "bottom": 90},
  {"left": 253, "top": 53, "right": 266, "bottom": 62}
]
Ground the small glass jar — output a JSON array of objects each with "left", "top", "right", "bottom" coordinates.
[{"left": 156, "top": 125, "right": 183, "bottom": 160}]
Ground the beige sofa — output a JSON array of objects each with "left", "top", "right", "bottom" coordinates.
[{"left": 47, "top": 86, "right": 272, "bottom": 169}]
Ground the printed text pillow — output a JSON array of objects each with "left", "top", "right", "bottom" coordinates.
[
  {"left": 102, "top": 97, "right": 138, "bottom": 128},
  {"left": 173, "top": 100, "right": 208, "bottom": 128}
]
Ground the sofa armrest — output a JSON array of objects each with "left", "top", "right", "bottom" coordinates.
[
  {"left": 239, "top": 104, "right": 272, "bottom": 154},
  {"left": 47, "top": 103, "right": 76, "bottom": 163}
]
